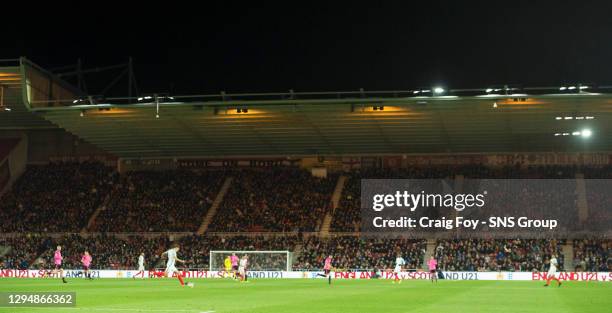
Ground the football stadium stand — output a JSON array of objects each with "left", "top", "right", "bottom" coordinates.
[
  {"left": 208, "top": 169, "right": 337, "bottom": 232},
  {"left": 0, "top": 58, "right": 610, "bottom": 276},
  {"left": 0, "top": 162, "right": 116, "bottom": 232},
  {"left": 90, "top": 170, "right": 225, "bottom": 232}
]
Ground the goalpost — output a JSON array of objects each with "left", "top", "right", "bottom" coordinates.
[{"left": 209, "top": 250, "right": 293, "bottom": 272}]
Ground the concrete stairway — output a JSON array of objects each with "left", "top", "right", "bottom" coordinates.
[
  {"left": 82, "top": 193, "right": 113, "bottom": 233},
  {"left": 424, "top": 239, "right": 437, "bottom": 265},
  {"left": 319, "top": 175, "right": 348, "bottom": 237},
  {"left": 575, "top": 173, "right": 588, "bottom": 224},
  {"left": 0, "top": 246, "right": 11, "bottom": 259},
  {"left": 292, "top": 243, "right": 303, "bottom": 268},
  {"left": 197, "top": 177, "right": 233, "bottom": 234},
  {"left": 562, "top": 243, "right": 574, "bottom": 271}
]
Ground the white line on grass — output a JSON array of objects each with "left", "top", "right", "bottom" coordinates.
[{"left": 4, "top": 307, "right": 214, "bottom": 312}]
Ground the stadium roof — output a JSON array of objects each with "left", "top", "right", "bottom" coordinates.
[
  {"left": 2, "top": 58, "right": 612, "bottom": 158},
  {"left": 0, "top": 64, "right": 55, "bottom": 130}
]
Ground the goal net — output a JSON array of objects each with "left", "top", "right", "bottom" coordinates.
[{"left": 209, "top": 250, "right": 293, "bottom": 272}]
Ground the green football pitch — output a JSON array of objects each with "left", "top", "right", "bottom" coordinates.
[{"left": 0, "top": 278, "right": 610, "bottom": 313}]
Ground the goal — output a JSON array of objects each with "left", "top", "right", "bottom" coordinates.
[{"left": 209, "top": 250, "right": 293, "bottom": 272}]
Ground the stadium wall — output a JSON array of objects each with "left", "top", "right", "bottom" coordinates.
[
  {"left": 26, "top": 129, "right": 115, "bottom": 165},
  {"left": 114, "top": 153, "right": 612, "bottom": 173}
]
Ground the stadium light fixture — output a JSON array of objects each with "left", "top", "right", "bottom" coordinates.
[
  {"left": 235, "top": 107, "right": 250, "bottom": 113},
  {"left": 568, "top": 86, "right": 576, "bottom": 90},
  {"left": 559, "top": 87, "right": 567, "bottom": 91},
  {"left": 486, "top": 88, "right": 493, "bottom": 93},
  {"left": 433, "top": 87, "right": 445, "bottom": 94},
  {"left": 557, "top": 115, "right": 594, "bottom": 121},
  {"left": 3, "top": 107, "right": 10, "bottom": 112},
  {"left": 581, "top": 129, "right": 592, "bottom": 138},
  {"left": 492, "top": 102, "right": 498, "bottom": 108}
]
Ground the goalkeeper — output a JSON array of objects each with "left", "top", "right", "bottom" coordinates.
[{"left": 223, "top": 256, "right": 233, "bottom": 278}]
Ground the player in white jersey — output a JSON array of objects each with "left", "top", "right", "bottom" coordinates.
[
  {"left": 133, "top": 252, "right": 145, "bottom": 279},
  {"left": 238, "top": 255, "right": 249, "bottom": 282},
  {"left": 161, "top": 246, "right": 192, "bottom": 287},
  {"left": 393, "top": 254, "right": 405, "bottom": 284},
  {"left": 544, "top": 254, "right": 562, "bottom": 287}
]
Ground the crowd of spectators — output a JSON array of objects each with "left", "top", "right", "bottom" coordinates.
[
  {"left": 434, "top": 239, "right": 565, "bottom": 272},
  {"left": 295, "top": 236, "right": 426, "bottom": 271},
  {"left": 0, "top": 161, "right": 610, "bottom": 273},
  {"left": 92, "top": 170, "right": 225, "bottom": 232},
  {"left": 39, "top": 235, "right": 169, "bottom": 270},
  {"left": 0, "top": 162, "right": 608, "bottom": 234},
  {"left": 572, "top": 239, "right": 611, "bottom": 272},
  {"left": 0, "top": 162, "right": 117, "bottom": 232},
  {"left": 0, "top": 235, "right": 46, "bottom": 269},
  {"left": 1, "top": 234, "right": 299, "bottom": 271},
  {"left": 331, "top": 165, "right": 601, "bottom": 233},
  {"left": 583, "top": 180, "right": 612, "bottom": 232},
  {"left": 332, "top": 167, "right": 462, "bottom": 232},
  {"left": 209, "top": 169, "right": 336, "bottom": 232},
  {"left": 4, "top": 235, "right": 612, "bottom": 273}
]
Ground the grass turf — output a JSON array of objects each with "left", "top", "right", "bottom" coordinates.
[{"left": 0, "top": 278, "right": 610, "bottom": 313}]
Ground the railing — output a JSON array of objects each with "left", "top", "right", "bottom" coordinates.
[
  {"left": 0, "top": 59, "right": 20, "bottom": 66},
  {"left": 6, "top": 57, "right": 612, "bottom": 109},
  {"left": 25, "top": 85, "right": 612, "bottom": 109}
]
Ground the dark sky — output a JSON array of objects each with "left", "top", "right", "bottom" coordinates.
[{"left": 3, "top": 1, "right": 612, "bottom": 95}]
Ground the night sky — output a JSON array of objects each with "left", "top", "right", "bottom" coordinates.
[{"left": 3, "top": 1, "right": 612, "bottom": 96}]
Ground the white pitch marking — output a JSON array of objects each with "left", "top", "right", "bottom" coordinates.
[{"left": 5, "top": 307, "right": 213, "bottom": 312}]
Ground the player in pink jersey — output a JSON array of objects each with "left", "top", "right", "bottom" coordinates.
[
  {"left": 52, "top": 246, "right": 67, "bottom": 283},
  {"left": 81, "top": 251, "right": 93, "bottom": 280},
  {"left": 316, "top": 255, "right": 333, "bottom": 285},
  {"left": 230, "top": 253, "right": 239, "bottom": 280},
  {"left": 427, "top": 256, "right": 438, "bottom": 283}
]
